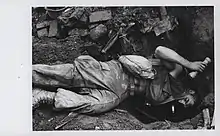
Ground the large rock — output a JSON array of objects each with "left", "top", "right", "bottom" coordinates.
[
  {"left": 90, "top": 24, "right": 107, "bottom": 41},
  {"left": 37, "top": 28, "right": 48, "bottom": 37},
  {"left": 48, "top": 20, "right": 58, "bottom": 37},
  {"left": 36, "top": 21, "right": 50, "bottom": 30},
  {"left": 58, "top": 7, "right": 86, "bottom": 27},
  {"left": 79, "top": 12, "right": 88, "bottom": 24},
  {"left": 153, "top": 17, "right": 173, "bottom": 36},
  {"left": 89, "top": 10, "right": 112, "bottom": 23},
  {"left": 69, "top": 7, "right": 85, "bottom": 21}
]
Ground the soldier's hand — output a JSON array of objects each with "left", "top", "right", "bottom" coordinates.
[{"left": 188, "top": 61, "right": 207, "bottom": 72}]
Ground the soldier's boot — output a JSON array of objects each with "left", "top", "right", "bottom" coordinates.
[{"left": 32, "top": 88, "right": 56, "bottom": 109}]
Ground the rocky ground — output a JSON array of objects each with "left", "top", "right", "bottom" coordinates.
[{"left": 32, "top": 6, "right": 214, "bottom": 130}]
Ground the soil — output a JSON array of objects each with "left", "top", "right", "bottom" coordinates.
[
  {"left": 32, "top": 6, "right": 214, "bottom": 131},
  {"left": 32, "top": 98, "right": 205, "bottom": 130}
]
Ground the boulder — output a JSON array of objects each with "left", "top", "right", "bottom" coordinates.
[
  {"left": 36, "top": 21, "right": 50, "bottom": 30},
  {"left": 37, "top": 28, "right": 48, "bottom": 37},
  {"left": 89, "top": 10, "right": 112, "bottom": 23},
  {"left": 69, "top": 7, "right": 85, "bottom": 21},
  {"left": 48, "top": 20, "right": 58, "bottom": 37},
  {"left": 89, "top": 24, "right": 107, "bottom": 41}
]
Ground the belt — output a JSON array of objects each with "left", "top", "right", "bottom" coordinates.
[
  {"left": 129, "top": 76, "right": 135, "bottom": 96},
  {"left": 128, "top": 75, "right": 150, "bottom": 96}
]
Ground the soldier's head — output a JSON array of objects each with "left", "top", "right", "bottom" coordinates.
[{"left": 176, "top": 89, "right": 198, "bottom": 108}]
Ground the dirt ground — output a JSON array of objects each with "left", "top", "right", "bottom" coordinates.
[{"left": 32, "top": 6, "right": 214, "bottom": 130}]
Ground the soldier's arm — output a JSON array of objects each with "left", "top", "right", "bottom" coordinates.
[{"left": 154, "top": 46, "right": 206, "bottom": 72}]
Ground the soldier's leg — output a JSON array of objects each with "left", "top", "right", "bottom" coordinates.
[
  {"left": 32, "top": 88, "right": 56, "bottom": 109},
  {"left": 154, "top": 46, "right": 186, "bottom": 79},
  {"left": 32, "top": 64, "right": 78, "bottom": 89},
  {"left": 168, "top": 63, "right": 183, "bottom": 79},
  {"left": 32, "top": 64, "right": 82, "bottom": 109},
  {"left": 154, "top": 55, "right": 184, "bottom": 79},
  {"left": 54, "top": 88, "right": 120, "bottom": 114}
]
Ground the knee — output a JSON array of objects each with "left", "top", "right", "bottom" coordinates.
[
  {"left": 155, "top": 46, "right": 165, "bottom": 57},
  {"left": 155, "top": 46, "right": 163, "bottom": 53},
  {"left": 155, "top": 46, "right": 161, "bottom": 57}
]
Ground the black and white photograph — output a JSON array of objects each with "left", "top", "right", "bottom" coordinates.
[{"left": 32, "top": 6, "right": 215, "bottom": 131}]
